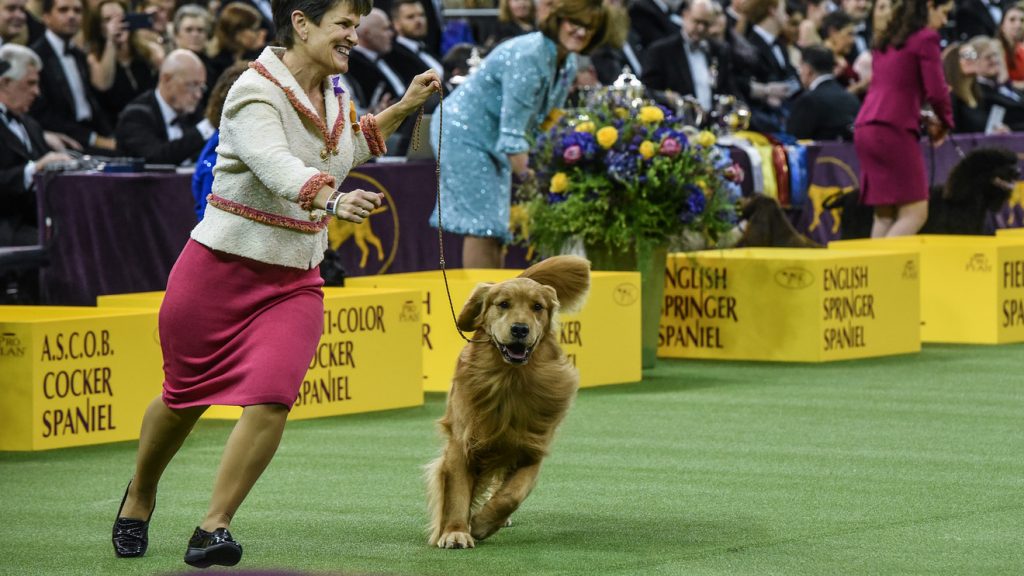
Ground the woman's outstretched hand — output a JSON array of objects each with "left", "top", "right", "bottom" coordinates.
[
  {"left": 401, "top": 70, "right": 442, "bottom": 110},
  {"left": 334, "top": 189, "right": 383, "bottom": 223}
]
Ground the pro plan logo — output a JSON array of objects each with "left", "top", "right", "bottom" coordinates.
[
  {"left": 613, "top": 283, "right": 640, "bottom": 306},
  {"left": 774, "top": 267, "right": 814, "bottom": 289},
  {"left": 965, "top": 253, "right": 992, "bottom": 273},
  {"left": 0, "top": 332, "right": 26, "bottom": 358},
  {"left": 399, "top": 300, "right": 421, "bottom": 322},
  {"left": 902, "top": 259, "right": 919, "bottom": 280}
]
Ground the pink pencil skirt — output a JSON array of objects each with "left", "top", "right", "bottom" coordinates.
[
  {"left": 160, "top": 239, "right": 324, "bottom": 409},
  {"left": 854, "top": 122, "right": 929, "bottom": 207}
]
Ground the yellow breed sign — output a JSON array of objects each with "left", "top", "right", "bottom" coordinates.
[
  {"left": 347, "top": 269, "right": 642, "bottom": 392},
  {"left": 98, "top": 288, "right": 424, "bottom": 420},
  {"left": 0, "top": 306, "right": 163, "bottom": 451},
  {"left": 658, "top": 248, "right": 921, "bottom": 362},
  {"left": 831, "top": 235, "right": 1024, "bottom": 344}
]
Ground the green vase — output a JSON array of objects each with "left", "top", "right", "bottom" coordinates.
[{"left": 585, "top": 241, "right": 667, "bottom": 369}]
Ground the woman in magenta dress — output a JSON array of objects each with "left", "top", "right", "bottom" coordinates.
[
  {"left": 109, "top": 0, "right": 439, "bottom": 568},
  {"left": 853, "top": 0, "right": 954, "bottom": 237}
]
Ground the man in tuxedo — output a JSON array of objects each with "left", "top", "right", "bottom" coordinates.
[
  {"left": 628, "top": 0, "right": 682, "bottom": 54},
  {"left": 115, "top": 49, "right": 213, "bottom": 165},
  {"left": 737, "top": 0, "right": 801, "bottom": 132},
  {"left": 786, "top": 45, "right": 860, "bottom": 140},
  {"left": 374, "top": 0, "right": 442, "bottom": 58},
  {"left": 0, "top": 0, "right": 27, "bottom": 46},
  {"left": 0, "top": 44, "right": 70, "bottom": 246},
  {"left": 954, "top": 0, "right": 1005, "bottom": 41},
  {"left": 28, "top": 0, "right": 114, "bottom": 152},
  {"left": 641, "top": 0, "right": 738, "bottom": 116},
  {"left": 346, "top": 8, "right": 405, "bottom": 112},
  {"left": 387, "top": 0, "right": 443, "bottom": 82}
]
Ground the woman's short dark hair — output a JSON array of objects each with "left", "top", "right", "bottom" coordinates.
[
  {"left": 538, "top": 0, "right": 611, "bottom": 56},
  {"left": 273, "top": 0, "right": 373, "bottom": 48}
]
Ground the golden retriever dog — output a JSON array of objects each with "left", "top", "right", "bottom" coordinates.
[{"left": 425, "top": 255, "right": 591, "bottom": 549}]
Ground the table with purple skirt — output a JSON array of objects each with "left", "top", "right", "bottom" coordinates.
[{"left": 34, "top": 133, "right": 1024, "bottom": 306}]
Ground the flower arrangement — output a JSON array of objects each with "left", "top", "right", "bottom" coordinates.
[{"left": 514, "top": 100, "right": 744, "bottom": 257}]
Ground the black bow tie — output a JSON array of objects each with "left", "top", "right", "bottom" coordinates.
[{"left": 170, "top": 115, "right": 183, "bottom": 126}]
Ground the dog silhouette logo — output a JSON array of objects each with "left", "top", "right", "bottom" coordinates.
[{"left": 326, "top": 172, "right": 399, "bottom": 274}]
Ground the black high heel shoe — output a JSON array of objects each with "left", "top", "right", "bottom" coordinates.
[
  {"left": 183, "top": 526, "right": 243, "bottom": 568},
  {"left": 111, "top": 481, "right": 155, "bottom": 558}
]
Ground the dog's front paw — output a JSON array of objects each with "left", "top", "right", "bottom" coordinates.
[{"left": 437, "top": 531, "right": 475, "bottom": 549}]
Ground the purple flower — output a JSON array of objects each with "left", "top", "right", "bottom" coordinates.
[{"left": 331, "top": 76, "right": 345, "bottom": 96}]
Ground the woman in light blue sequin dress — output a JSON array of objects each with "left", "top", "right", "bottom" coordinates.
[{"left": 430, "top": 0, "right": 610, "bottom": 267}]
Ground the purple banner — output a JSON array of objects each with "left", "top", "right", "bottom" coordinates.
[{"left": 796, "top": 134, "right": 1024, "bottom": 244}]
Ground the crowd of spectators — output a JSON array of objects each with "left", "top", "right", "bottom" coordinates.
[{"left": 4, "top": 0, "right": 1024, "bottom": 245}]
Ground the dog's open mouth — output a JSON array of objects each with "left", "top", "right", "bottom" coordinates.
[{"left": 497, "top": 341, "right": 533, "bottom": 364}]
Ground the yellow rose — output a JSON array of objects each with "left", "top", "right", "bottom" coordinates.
[
  {"left": 596, "top": 126, "right": 619, "bottom": 149},
  {"left": 696, "top": 130, "right": 717, "bottom": 147},
  {"left": 540, "top": 108, "right": 564, "bottom": 132},
  {"left": 575, "top": 121, "right": 596, "bottom": 134},
  {"left": 639, "top": 140, "right": 657, "bottom": 160},
  {"left": 550, "top": 172, "right": 569, "bottom": 194},
  {"left": 638, "top": 106, "right": 665, "bottom": 123}
]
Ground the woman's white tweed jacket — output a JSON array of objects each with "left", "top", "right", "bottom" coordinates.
[{"left": 191, "top": 46, "right": 383, "bottom": 269}]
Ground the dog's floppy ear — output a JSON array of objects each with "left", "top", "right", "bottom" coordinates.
[
  {"left": 457, "top": 282, "right": 492, "bottom": 332},
  {"left": 518, "top": 255, "right": 590, "bottom": 313}
]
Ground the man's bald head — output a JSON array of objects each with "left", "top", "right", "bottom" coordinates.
[
  {"left": 159, "top": 48, "right": 207, "bottom": 114},
  {"left": 358, "top": 7, "right": 393, "bottom": 54}
]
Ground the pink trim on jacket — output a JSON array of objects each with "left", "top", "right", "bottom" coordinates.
[
  {"left": 298, "top": 172, "right": 336, "bottom": 210},
  {"left": 360, "top": 114, "right": 386, "bottom": 157},
  {"left": 250, "top": 61, "right": 344, "bottom": 156},
  {"left": 207, "top": 193, "right": 328, "bottom": 233}
]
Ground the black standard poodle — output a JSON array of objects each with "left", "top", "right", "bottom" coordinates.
[{"left": 823, "top": 147, "right": 1019, "bottom": 239}]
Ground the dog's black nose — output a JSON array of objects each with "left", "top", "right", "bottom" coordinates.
[{"left": 510, "top": 323, "right": 529, "bottom": 339}]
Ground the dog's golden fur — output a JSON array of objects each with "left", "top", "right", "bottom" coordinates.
[{"left": 425, "top": 255, "right": 590, "bottom": 549}]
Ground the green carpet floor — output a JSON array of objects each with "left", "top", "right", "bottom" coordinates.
[{"left": 2, "top": 345, "right": 1022, "bottom": 575}]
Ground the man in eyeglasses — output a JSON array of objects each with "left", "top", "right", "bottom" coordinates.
[
  {"left": 115, "top": 48, "right": 213, "bottom": 165},
  {"left": 641, "top": 0, "right": 739, "bottom": 116}
]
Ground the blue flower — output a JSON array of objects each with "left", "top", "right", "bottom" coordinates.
[
  {"left": 606, "top": 151, "right": 638, "bottom": 183},
  {"left": 558, "top": 131, "right": 598, "bottom": 160},
  {"left": 679, "top": 184, "right": 706, "bottom": 223}
]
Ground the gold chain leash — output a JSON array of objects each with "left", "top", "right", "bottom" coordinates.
[{"left": 409, "top": 92, "right": 488, "bottom": 344}]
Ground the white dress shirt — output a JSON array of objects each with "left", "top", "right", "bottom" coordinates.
[
  {"left": 752, "top": 25, "right": 787, "bottom": 69},
  {"left": 682, "top": 32, "right": 712, "bottom": 110},
  {"left": 44, "top": 29, "right": 91, "bottom": 122}
]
